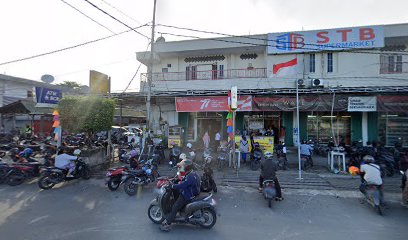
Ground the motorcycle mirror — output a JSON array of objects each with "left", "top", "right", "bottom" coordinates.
[{"left": 401, "top": 170, "right": 405, "bottom": 175}]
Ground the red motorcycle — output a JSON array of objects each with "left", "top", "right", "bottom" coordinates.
[
  {"left": 5, "top": 162, "right": 42, "bottom": 186},
  {"left": 105, "top": 165, "right": 130, "bottom": 191}
]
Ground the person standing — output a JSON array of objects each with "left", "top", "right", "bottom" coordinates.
[
  {"left": 239, "top": 135, "right": 249, "bottom": 164},
  {"left": 214, "top": 131, "right": 221, "bottom": 149},
  {"left": 202, "top": 131, "right": 210, "bottom": 150}
]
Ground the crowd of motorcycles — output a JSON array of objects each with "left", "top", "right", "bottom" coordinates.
[{"left": 0, "top": 133, "right": 95, "bottom": 189}]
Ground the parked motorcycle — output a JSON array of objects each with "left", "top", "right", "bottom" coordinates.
[
  {"left": 147, "top": 182, "right": 217, "bottom": 229},
  {"left": 123, "top": 159, "right": 159, "bottom": 196},
  {"left": 274, "top": 143, "right": 288, "bottom": 170},
  {"left": 5, "top": 162, "right": 42, "bottom": 186},
  {"left": 217, "top": 146, "right": 229, "bottom": 170},
  {"left": 262, "top": 179, "right": 277, "bottom": 208},
  {"left": 169, "top": 145, "right": 181, "bottom": 167},
  {"left": 376, "top": 147, "right": 396, "bottom": 177},
  {"left": 250, "top": 143, "right": 262, "bottom": 171},
  {"left": 105, "top": 165, "right": 130, "bottom": 191},
  {"left": 38, "top": 157, "right": 91, "bottom": 190},
  {"left": 200, "top": 163, "right": 217, "bottom": 193}
]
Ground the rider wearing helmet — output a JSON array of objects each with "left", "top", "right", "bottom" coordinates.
[
  {"left": 259, "top": 153, "right": 283, "bottom": 201},
  {"left": 185, "top": 143, "right": 196, "bottom": 161},
  {"left": 54, "top": 148, "right": 79, "bottom": 177},
  {"left": 359, "top": 155, "right": 384, "bottom": 203},
  {"left": 160, "top": 158, "right": 201, "bottom": 232},
  {"left": 129, "top": 149, "right": 140, "bottom": 168}
]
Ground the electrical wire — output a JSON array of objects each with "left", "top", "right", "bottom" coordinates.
[
  {"left": 157, "top": 23, "right": 408, "bottom": 55},
  {"left": 0, "top": 23, "right": 148, "bottom": 66},
  {"left": 98, "top": 0, "right": 143, "bottom": 25},
  {"left": 59, "top": 0, "right": 115, "bottom": 34},
  {"left": 83, "top": 0, "right": 149, "bottom": 39},
  {"left": 121, "top": 41, "right": 151, "bottom": 94}
]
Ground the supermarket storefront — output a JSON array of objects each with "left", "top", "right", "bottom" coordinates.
[{"left": 174, "top": 94, "right": 408, "bottom": 147}]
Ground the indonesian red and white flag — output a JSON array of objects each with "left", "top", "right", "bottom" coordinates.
[{"left": 273, "top": 58, "right": 298, "bottom": 77}]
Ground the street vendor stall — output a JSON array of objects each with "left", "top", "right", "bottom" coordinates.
[
  {"left": 235, "top": 135, "right": 274, "bottom": 153},
  {"left": 168, "top": 125, "right": 183, "bottom": 148}
]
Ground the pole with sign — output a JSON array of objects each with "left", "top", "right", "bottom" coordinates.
[{"left": 231, "top": 87, "right": 238, "bottom": 168}]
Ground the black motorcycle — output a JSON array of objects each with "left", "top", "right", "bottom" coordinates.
[
  {"left": 250, "top": 144, "right": 262, "bottom": 171},
  {"left": 38, "top": 158, "right": 91, "bottom": 190},
  {"left": 376, "top": 147, "right": 396, "bottom": 177},
  {"left": 123, "top": 159, "right": 159, "bottom": 196},
  {"left": 169, "top": 146, "right": 181, "bottom": 167},
  {"left": 275, "top": 143, "right": 288, "bottom": 170},
  {"left": 217, "top": 147, "right": 229, "bottom": 170},
  {"left": 200, "top": 163, "right": 217, "bottom": 193},
  {"left": 147, "top": 182, "right": 217, "bottom": 229}
]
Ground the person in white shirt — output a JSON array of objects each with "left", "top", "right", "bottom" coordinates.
[
  {"left": 55, "top": 148, "right": 78, "bottom": 177},
  {"left": 359, "top": 155, "right": 384, "bottom": 203},
  {"left": 239, "top": 135, "right": 250, "bottom": 164},
  {"left": 215, "top": 131, "right": 221, "bottom": 148}
]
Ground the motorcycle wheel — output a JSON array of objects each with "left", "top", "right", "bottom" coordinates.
[
  {"left": 0, "top": 168, "right": 8, "bottom": 184},
  {"left": 268, "top": 199, "right": 272, "bottom": 208},
  {"left": 250, "top": 161, "right": 260, "bottom": 171},
  {"left": 147, "top": 204, "right": 164, "bottom": 224},
  {"left": 6, "top": 171, "right": 25, "bottom": 186},
  {"left": 123, "top": 178, "right": 137, "bottom": 196},
  {"left": 107, "top": 178, "right": 121, "bottom": 191},
  {"left": 81, "top": 166, "right": 91, "bottom": 180},
  {"left": 38, "top": 175, "right": 56, "bottom": 190},
  {"left": 199, "top": 208, "right": 217, "bottom": 229}
]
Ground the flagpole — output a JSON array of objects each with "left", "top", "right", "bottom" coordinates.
[{"left": 296, "top": 79, "right": 302, "bottom": 180}]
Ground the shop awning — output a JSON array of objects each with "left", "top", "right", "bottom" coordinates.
[{"left": 0, "top": 100, "right": 53, "bottom": 115}]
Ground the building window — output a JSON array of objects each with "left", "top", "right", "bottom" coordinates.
[
  {"left": 380, "top": 54, "right": 403, "bottom": 74},
  {"left": 327, "top": 53, "right": 333, "bottom": 73},
  {"left": 27, "top": 90, "right": 33, "bottom": 98},
  {"left": 379, "top": 113, "right": 408, "bottom": 147},
  {"left": 309, "top": 54, "right": 315, "bottom": 73},
  {"left": 219, "top": 64, "right": 224, "bottom": 78},
  {"left": 162, "top": 68, "right": 168, "bottom": 73}
]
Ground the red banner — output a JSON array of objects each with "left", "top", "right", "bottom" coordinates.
[{"left": 176, "top": 96, "right": 252, "bottom": 112}]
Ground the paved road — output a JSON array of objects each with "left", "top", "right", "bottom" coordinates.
[{"left": 0, "top": 178, "right": 407, "bottom": 240}]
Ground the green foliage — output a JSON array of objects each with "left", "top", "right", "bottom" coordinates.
[
  {"left": 58, "top": 96, "right": 115, "bottom": 134},
  {"left": 56, "top": 81, "right": 82, "bottom": 89}
]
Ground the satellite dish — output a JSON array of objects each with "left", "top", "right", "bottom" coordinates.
[{"left": 41, "top": 74, "right": 55, "bottom": 84}]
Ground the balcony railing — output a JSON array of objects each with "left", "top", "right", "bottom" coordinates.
[{"left": 141, "top": 68, "right": 267, "bottom": 82}]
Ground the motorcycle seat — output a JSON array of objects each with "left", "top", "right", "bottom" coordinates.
[
  {"left": 128, "top": 169, "right": 144, "bottom": 175},
  {"left": 192, "top": 192, "right": 211, "bottom": 202}
]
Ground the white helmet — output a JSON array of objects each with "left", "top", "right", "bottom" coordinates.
[
  {"left": 179, "top": 153, "right": 187, "bottom": 161},
  {"left": 264, "top": 151, "right": 273, "bottom": 159},
  {"left": 186, "top": 143, "right": 192, "bottom": 149},
  {"left": 73, "top": 149, "right": 81, "bottom": 156}
]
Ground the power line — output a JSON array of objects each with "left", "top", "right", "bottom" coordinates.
[
  {"left": 156, "top": 23, "right": 408, "bottom": 55},
  {"left": 98, "top": 0, "right": 143, "bottom": 25},
  {"left": 121, "top": 42, "right": 151, "bottom": 94},
  {"left": 0, "top": 23, "right": 148, "bottom": 66},
  {"left": 83, "top": 0, "right": 149, "bottom": 39},
  {"left": 59, "top": 0, "right": 115, "bottom": 34}
]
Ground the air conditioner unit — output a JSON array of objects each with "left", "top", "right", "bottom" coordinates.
[{"left": 311, "top": 78, "right": 324, "bottom": 87}]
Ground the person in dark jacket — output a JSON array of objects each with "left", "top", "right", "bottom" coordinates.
[
  {"left": 160, "top": 159, "right": 201, "bottom": 232},
  {"left": 258, "top": 154, "right": 283, "bottom": 201}
]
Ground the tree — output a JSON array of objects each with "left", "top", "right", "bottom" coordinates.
[
  {"left": 58, "top": 96, "right": 115, "bottom": 134},
  {"left": 56, "top": 81, "right": 87, "bottom": 94}
]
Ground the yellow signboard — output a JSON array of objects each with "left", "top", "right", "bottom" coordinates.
[
  {"left": 235, "top": 136, "right": 274, "bottom": 153},
  {"left": 89, "top": 70, "right": 110, "bottom": 94}
]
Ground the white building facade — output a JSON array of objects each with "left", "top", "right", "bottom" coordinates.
[{"left": 136, "top": 23, "right": 408, "bottom": 147}]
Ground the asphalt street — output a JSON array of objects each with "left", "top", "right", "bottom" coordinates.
[{"left": 0, "top": 178, "right": 407, "bottom": 240}]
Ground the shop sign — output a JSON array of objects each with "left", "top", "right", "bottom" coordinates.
[
  {"left": 377, "top": 95, "right": 408, "bottom": 112},
  {"left": 253, "top": 95, "right": 348, "bottom": 112},
  {"left": 175, "top": 96, "right": 252, "bottom": 112},
  {"left": 35, "top": 87, "right": 62, "bottom": 107},
  {"left": 348, "top": 96, "right": 377, "bottom": 112},
  {"left": 235, "top": 136, "right": 274, "bottom": 153},
  {"left": 267, "top": 25, "right": 384, "bottom": 54}
]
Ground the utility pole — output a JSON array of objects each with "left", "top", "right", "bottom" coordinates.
[
  {"left": 146, "top": 0, "right": 157, "bottom": 132},
  {"left": 296, "top": 79, "right": 303, "bottom": 180}
]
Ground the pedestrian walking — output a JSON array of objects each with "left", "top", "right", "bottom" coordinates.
[
  {"left": 202, "top": 131, "right": 210, "bottom": 150},
  {"left": 215, "top": 131, "right": 221, "bottom": 149},
  {"left": 239, "top": 135, "right": 249, "bottom": 164}
]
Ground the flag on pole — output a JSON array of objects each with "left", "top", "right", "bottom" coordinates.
[{"left": 273, "top": 57, "right": 298, "bottom": 76}]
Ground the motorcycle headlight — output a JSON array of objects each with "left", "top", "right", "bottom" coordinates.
[{"left": 210, "top": 198, "right": 217, "bottom": 206}]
